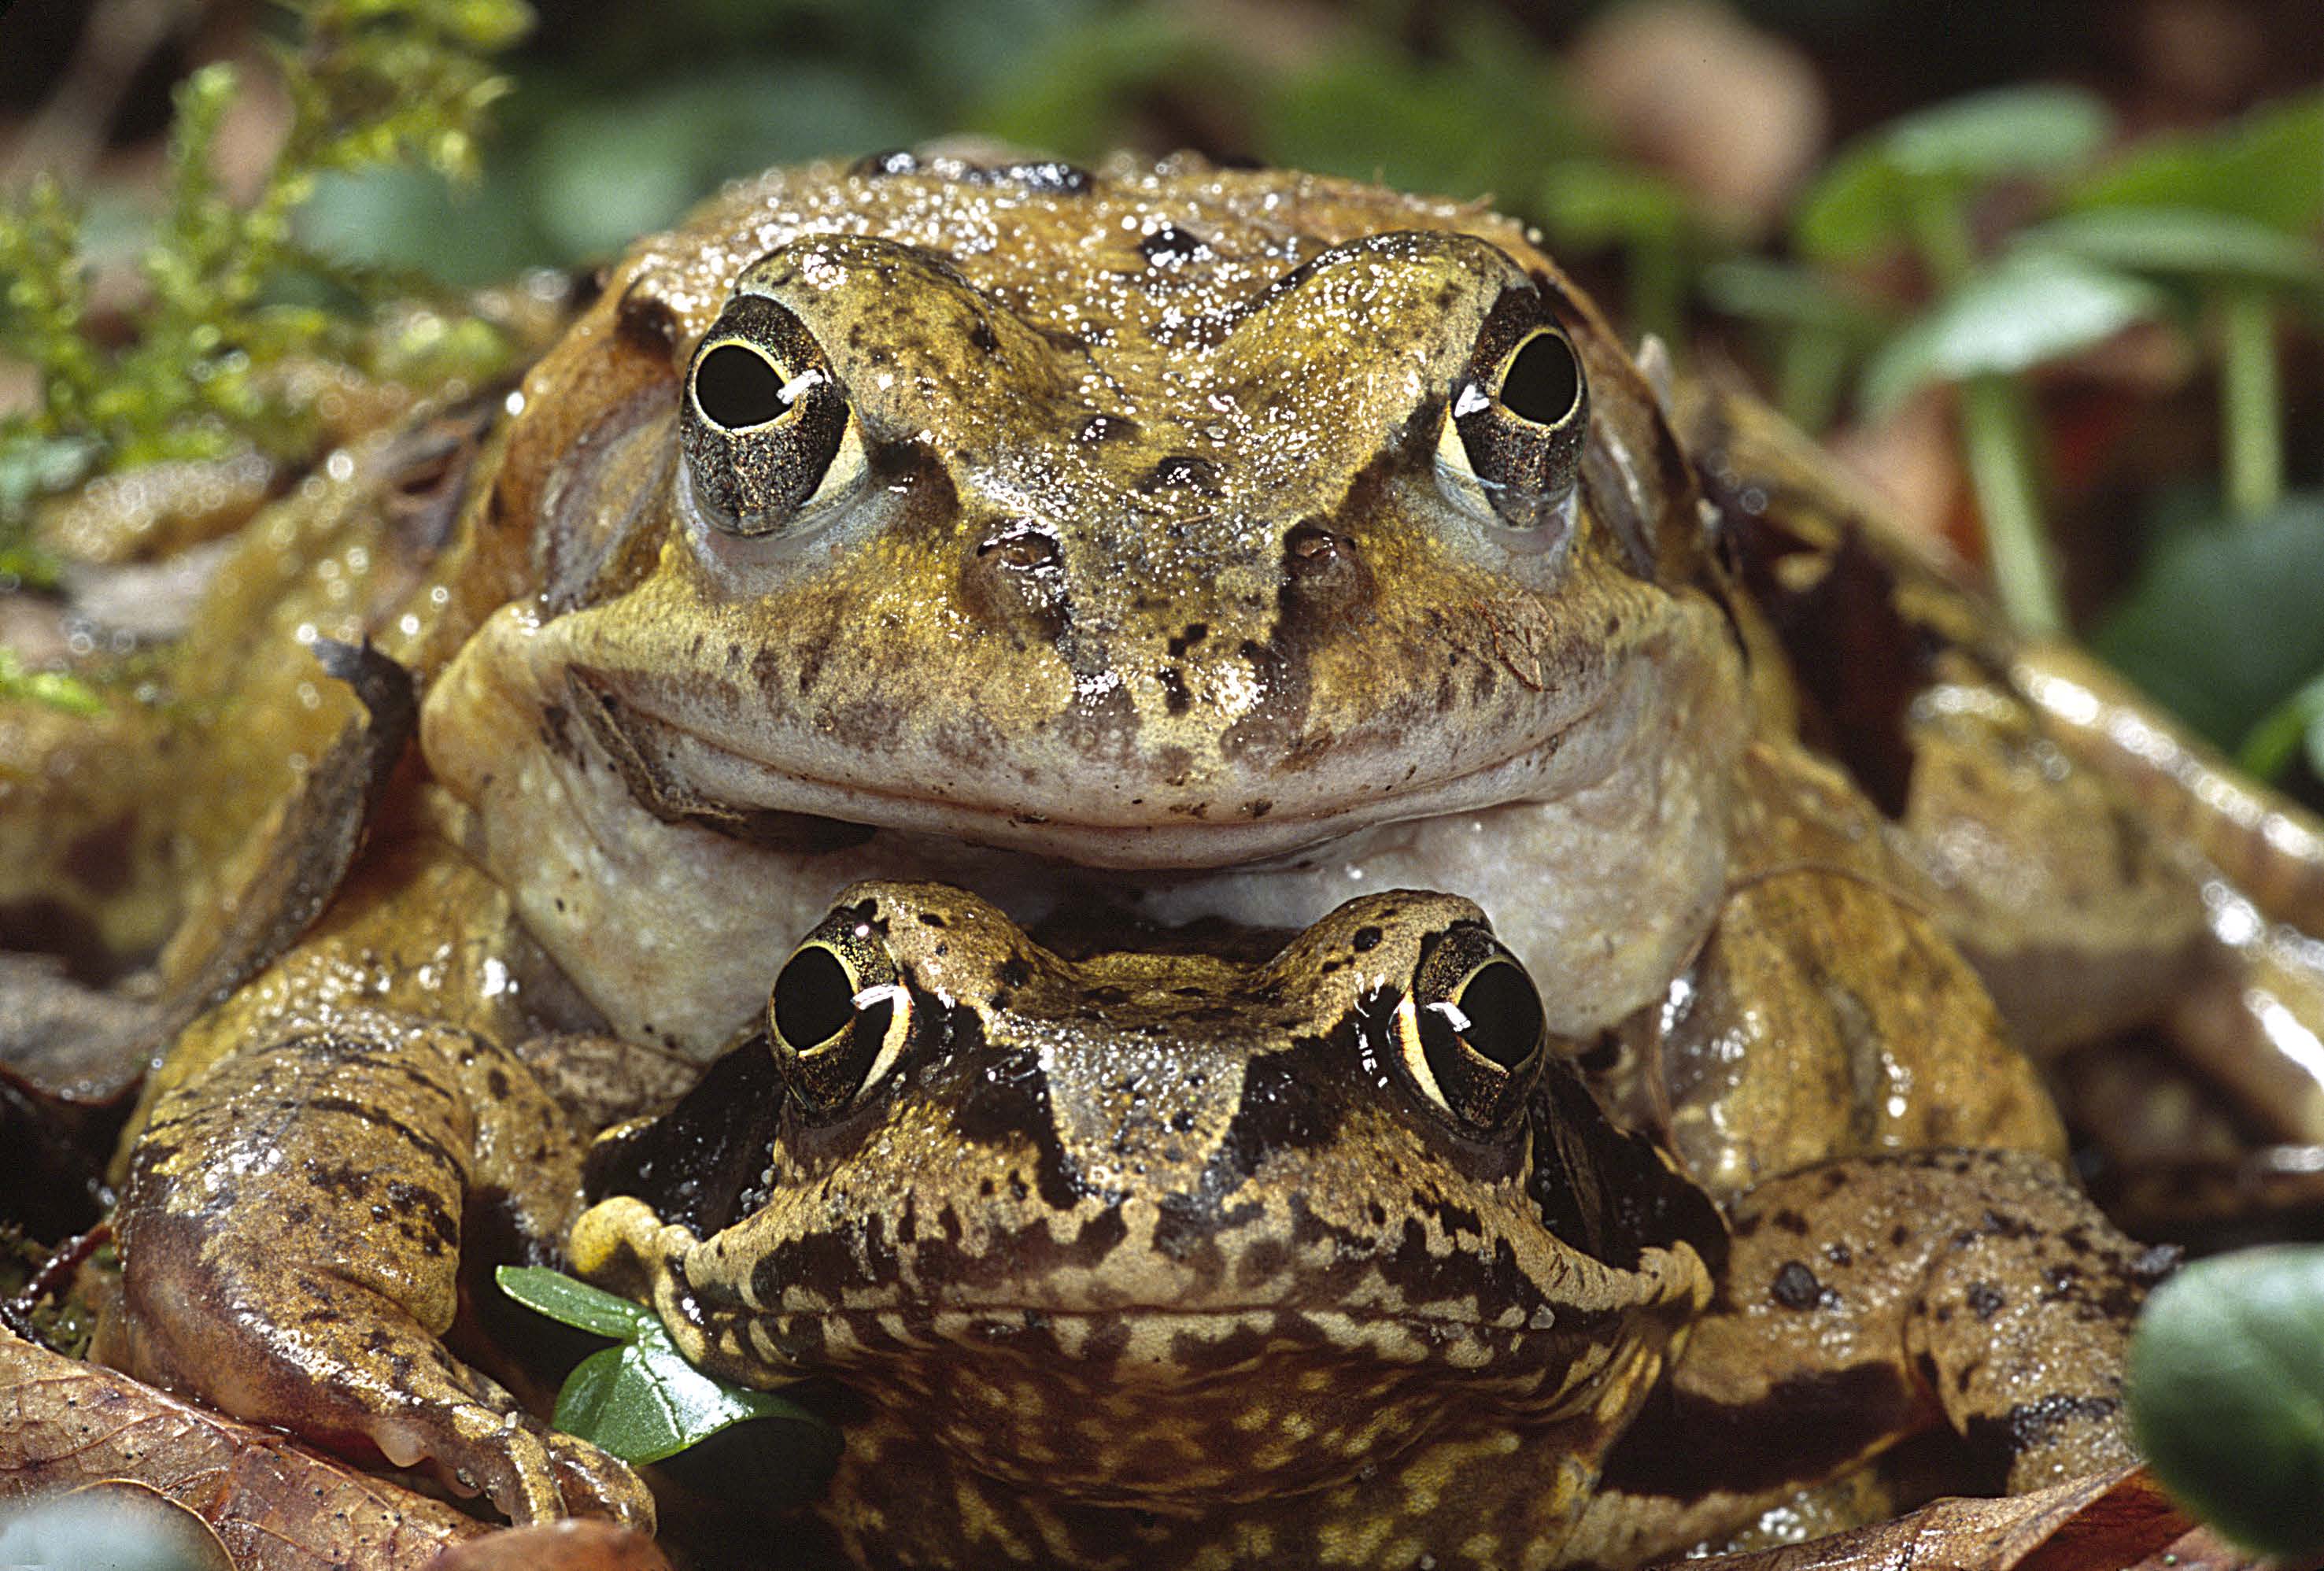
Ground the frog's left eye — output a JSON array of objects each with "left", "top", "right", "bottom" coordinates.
[
  {"left": 1394, "top": 927, "right": 1548, "bottom": 1128},
  {"left": 680, "top": 296, "right": 869, "bottom": 538},
  {"left": 768, "top": 920, "right": 914, "bottom": 1114},
  {"left": 1435, "top": 307, "right": 1589, "bottom": 549}
]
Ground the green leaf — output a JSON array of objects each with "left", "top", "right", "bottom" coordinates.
[
  {"left": 2019, "top": 207, "right": 2323, "bottom": 291},
  {"left": 1537, "top": 161, "right": 1694, "bottom": 247},
  {"left": 497, "top": 1265, "right": 841, "bottom": 1473},
  {"left": 2072, "top": 91, "right": 2324, "bottom": 232},
  {"left": 495, "top": 1264, "right": 658, "bottom": 1340},
  {"left": 1697, "top": 257, "right": 1890, "bottom": 337},
  {"left": 0, "top": 649, "right": 105, "bottom": 717},
  {"left": 1882, "top": 85, "right": 2114, "bottom": 182},
  {"left": 1860, "top": 250, "right": 2163, "bottom": 414},
  {"left": 551, "top": 1332, "right": 831, "bottom": 1467},
  {"left": 2129, "top": 1244, "right": 2324, "bottom": 1558},
  {"left": 2237, "top": 671, "right": 2324, "bottom": 782},
  {"left": 1254, "top": 12, "right": 1586, "bottom": 205},
  {"left": 1797, "top": 86, "right": 2114, "bottom": 261},
  {"left": 2092, "top": 493, "right": 2324, "bottom": 750}
]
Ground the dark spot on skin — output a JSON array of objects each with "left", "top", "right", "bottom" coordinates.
[
  {"left": 1600, "top": 1363, "right": 1917, "bottom": 1499},
  {"left": 1078, "top": 413, "right": 1137, "bottom": 444},
  {"left": 1771, "top": 1209, "right": 1809, "bottom": 1236},
  {"left": 1824, "top": 1241, "right": 1853, "bottom": 1267},
  {"left": 1144, "top": 455, "right": 1221, "bottom": 494},
  {"left": 1140, "top": 224, "right": 1208, "bottom": 265},
  {"left": 486, "top": 1067, "right": 510, "bottom": 1100},
  {"left": 1241, "top": 798, "right": 1272, "bottom": 819},
  {"left": 1352, "top": 926, "right": 1384, "bottom": 953},
  {"left": 1890, "top": 1222, "right": 1912, "bottom": 1248},
  {"left": 1965, "top": 1281, "right": 2008, "bottom": 1320},
  {"left": 1166, "top": 624, "right": 1209, "bottom": 659},
  {"left": 999, "top": 958, "right": 1031, "bottom": 989},
  {"left": 614, "top": 282, "right": 679, "bottom": 355},
  {"left": 64, "top": 814, "right": 134, "bottom": 896},
  {"left": 1959, "top": 1394, "right": 2122, "bottom": 1484},
  {"left": 969, "top": 319, "right": 999, "bottom": 353},
  {"left": 1771, "top": 1261, "right": 1826, "bottom": 1310},
  {"left": 1158, "top": 666, "right": 1192, "bottom": 715}
]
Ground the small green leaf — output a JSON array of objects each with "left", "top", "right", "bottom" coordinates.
[
  {"left": 2092, "top": 493, "right": 2324, "bottom": 751},
  {"left": 495, "top": 1264, "right": 658, "bottom": 1340},
  {"left": 1797, "top": 86, "right": 2115, "bottom": 261},
  {"left": 2019, "top": 207, "right": 2323, "bottom": 290},
  {"left": 1537, "top": 161, "right": 1694, "bottom": 246},
  {"left": 1698, "top": 257, "right": 1890, "bottom": 337},
  {"left": 497, "top": 1265, "right": 841, "bottom": 1474},
  {"left": 2072, "top": 91, "right": 2324, "bottom": 232},
  {"left": 551, "top": 1332, "right": 831, "bottom": 1467},
  {"left": 1860, "top": 251, "right": 2163, "bottom": 414},
  {"left": 2237, "top": 672, "right": 2324, "bottom": 783},
  {"left": 1883, "top": 85, "right": 2115, "bottom": 182},
  {"left": 2129, "top": 1244, "right": 2324, "bottom": 1558},
  {"left": 0, "top": 650, "right": 105, "bottom": 717}
]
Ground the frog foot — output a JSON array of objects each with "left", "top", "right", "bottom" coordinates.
[{"left": 113, "top": 1016, "right": 656, "bottom": 1529}]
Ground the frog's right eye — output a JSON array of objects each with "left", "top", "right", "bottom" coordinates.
[
  {"left": 680, "top": 296, "right": 869, "bottom": 538},
  {"left": 768, "top": 922, "right": 913, "bottom": 1114}
]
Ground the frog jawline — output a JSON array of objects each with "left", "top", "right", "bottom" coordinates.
[{"left": 582, "top": 691, "right": 1616, "bottom": 873}]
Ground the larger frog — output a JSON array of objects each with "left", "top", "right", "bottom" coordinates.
[
  {"left": 571, "top": 879, "right": 2163, "bottom": 1569},
  {"left": 15, "top": 150, "right": 2315, "bottom": 1531}
]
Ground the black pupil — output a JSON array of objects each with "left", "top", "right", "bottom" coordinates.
[
  {"left": 695, "top": 342, "right": 789, "bottom": 429},
  {"left": 1455, "top": 959, "right": 1545, "bottom": 1070},
  {"left": 1498, "top": 332, "right": 1582, "bottom": 427},
  {"left": 773, "top": 945, "right": 854, "bottom": 1050}
]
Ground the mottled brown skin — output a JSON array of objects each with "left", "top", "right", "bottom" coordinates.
[
  {"left": 570, "top": 882, "right": 2163, "bottom": 1569},
  {"left": 47, "top": 152, "right": 2320, "bottom": 1534}
]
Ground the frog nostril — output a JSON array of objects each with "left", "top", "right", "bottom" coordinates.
[
  {"left": 960, "top": 519, "right": 1067, "bottom": 639},
  {"left": 979, "top": 527, "right": 1061, "bottom": 571},
  {"left": 1281, "top": 521, "right": 1373, "bottom": 618},
  {"left": 1287, "top": 523, "right": 1339, "bottom": 565}
]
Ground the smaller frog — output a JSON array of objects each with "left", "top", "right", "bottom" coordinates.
[{"left": 573, "top": 882, "right": 2168, "bottom": 1569}]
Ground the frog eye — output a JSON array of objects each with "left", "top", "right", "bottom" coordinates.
[
  {"left": 1435, "top": 310, "right": 1589, "bottom": 550},
  {"left": 767, "top": 922, "right": 914, "bottom": 1114},
  {"left": 1394, "top": 928, "right": 1548, "bottom": 1127},
  {"left": 680, "top": 296, "right": 869, "bottom": 538}
]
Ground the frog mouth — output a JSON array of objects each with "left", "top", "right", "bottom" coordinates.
[{"left": 563, "top": 666, "right": 1622, "bottom": 872}]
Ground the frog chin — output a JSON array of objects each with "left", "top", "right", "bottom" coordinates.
[{"left": 762, "top": 1303, "right": 1598, "bottom": 1507}]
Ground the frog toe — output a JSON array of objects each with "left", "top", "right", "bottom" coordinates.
[{"left": 375, "top": 1399, "right": 653, "bottom": 1529}]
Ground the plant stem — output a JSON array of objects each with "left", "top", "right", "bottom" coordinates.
[
  {"left": 2220, "top": 283, "right": 2282, "bottom": 520},
  {"left": 1777, "top": 328, "right": 1849, "bottom": 432},
  {"left": 1960, "top": 375, "right": 2066, "bottom": 635},
  {"left": 1628, "top": 237, "right": 1686, "bottom": 366},
  {"left": 1906, "top": 185, "right": 2066, "bottom": 632}
]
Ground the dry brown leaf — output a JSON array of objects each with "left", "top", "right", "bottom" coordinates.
[
  {"left": 423, "top": 1519, "right": 673, "bottom": 1571},
  {"left": 0, "top": 1328, "right": 490, "bottom": 1569},
  {"left": 1676, "top": 1466, "right": 2250, "bottom": 1571}
]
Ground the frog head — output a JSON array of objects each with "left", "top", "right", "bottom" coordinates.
[{"left": 573, "top": 880, "right": 1724, "bottom": 1509}]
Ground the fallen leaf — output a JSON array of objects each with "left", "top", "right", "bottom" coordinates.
[
  {"left": 1679, "top": 1467, "right": 2237, "bottom": 1571},
  {"left": 423, "top": 1519, "right": 671, "bottom": 1571},
  {"left": 0, "top": 1328, "right": 489, "bottom": 1569}
]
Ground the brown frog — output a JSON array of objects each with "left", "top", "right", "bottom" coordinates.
[
  {"left": 571, "top": 880, "right": 2166, "bottom": 1569},
  {"left": 6, "top": 150, "right": 2309, "bottom": 1529}
]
